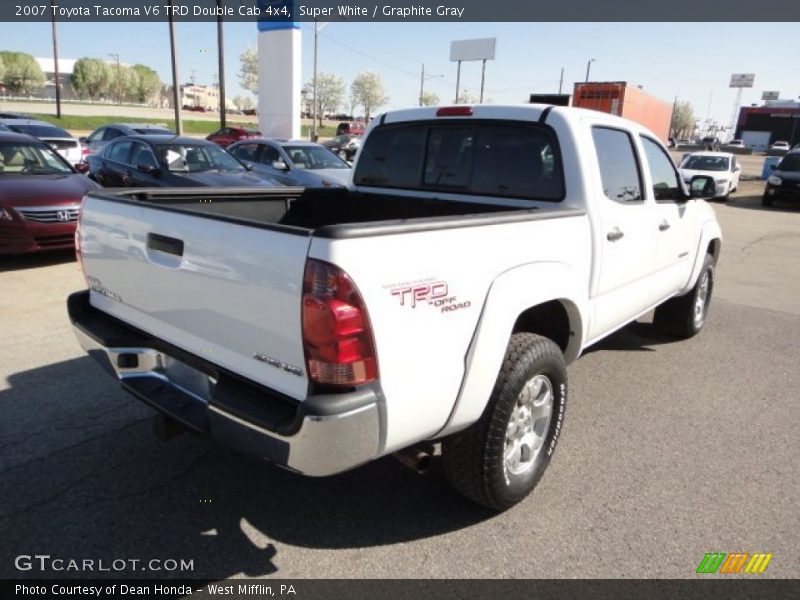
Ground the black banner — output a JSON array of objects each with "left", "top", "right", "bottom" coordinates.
[
  {"left": 2, "top": 0, "right": 800, "bottom": 22},
  {"left": 4, "top": 579, "right": 800, "bottom": 600}
]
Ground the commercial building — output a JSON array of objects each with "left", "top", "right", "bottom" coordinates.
[{"left": 734, "top": 100, "right": 800, "bottom": 151}]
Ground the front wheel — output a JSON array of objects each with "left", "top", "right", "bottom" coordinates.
[
  {"left": 762, "top": 192, "right": 774, "bottom": 207},
  {"left": 442, "top": 333, "right": 567, "bottom": 511},
  {"left": 653, "top": 253, "right": 715, "bottom": 338}
]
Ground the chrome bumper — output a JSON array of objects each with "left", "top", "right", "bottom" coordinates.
[{"left": 69, "top": 292, "right": 382, "bottom": 476}]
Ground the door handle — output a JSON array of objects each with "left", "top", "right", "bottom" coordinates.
[
  {"left": 147, "top": 233, "right": 184, "bottom": 257},
  {"left": 659, "top": 221, "right": 671, "bottom": 231},
  {"left": 606, "top": 228, "right": 624, "bottom": 242}
]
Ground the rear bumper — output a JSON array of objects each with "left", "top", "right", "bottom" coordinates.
[{"left": 67, "top": 291, "right": 382, "bottom": 476}]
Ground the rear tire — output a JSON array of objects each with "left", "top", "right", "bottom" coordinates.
[
  {"left": 442, "top": 333, "right": 567, "bottom": 511},
  {"left": 653, "top": 253, "right": 715, "bottom": 338}
]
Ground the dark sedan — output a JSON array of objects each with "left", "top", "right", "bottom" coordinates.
[
  {"left": 80, "top": 123, "right": 174, "bottom": 157},
  {"left": 227, "top": 139, "right": 351, "bottom": 187},
  {"left": 86, "top": 135, "right": 280, "bottom": 188},
  {"left": 322, "top": 134, "right": 361, "bottom": 161},
  {"left": 0, "top": 132, "right": 98, "bottom": 255},
  {"left": 763, "top": 151, "right": 800, "bottom": 207}
]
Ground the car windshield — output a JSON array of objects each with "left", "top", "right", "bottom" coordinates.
[
  {"left": 283, "top": 145, "right": 349, "bottom": 169},
  {"left": 777, "top": 154, "right": 800, "bottom": 172},
  {"left": 132, "top": 127, "right": 173, "bottom": 135},
  {"left": 0, "top": 142, "right": 73, "bottom": 175},
  {"left": 682, "top": 156, "right": 730, "bottom": 171},
  {"left": 8, "top": 124, "right": 71, "bottom": 138},
  {"left": 158, "top": 143, "right": 244, "bottom": 173}
]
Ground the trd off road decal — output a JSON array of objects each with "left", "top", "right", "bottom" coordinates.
[{"left": 386, "top": 279, "right": 471, "bottom": 314}]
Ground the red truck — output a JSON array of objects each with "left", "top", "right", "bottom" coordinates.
[{"left": 573, "top": 82, "right": 672, "bottom": 142}]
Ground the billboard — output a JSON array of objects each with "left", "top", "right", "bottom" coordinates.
[
  {"left": 761, "top": 91, "right": 780, "bottom": 101},
  {"left": 450, "top": 38, "right": 497, "bottom": 62},
  {"left": 730, "top": 73, "right": 755, "bottom": 88}
]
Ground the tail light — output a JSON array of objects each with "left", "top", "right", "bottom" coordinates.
[
  {"left": 81, "top": 145, "right": 90, "bottom": 158},
  {"left": 302, "top": 259, "right": 378, "bottom": 386}
]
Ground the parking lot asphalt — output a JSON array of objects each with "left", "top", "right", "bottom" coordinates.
[{"left": 1, "top": 180, "right": 798, "bottom": 580}]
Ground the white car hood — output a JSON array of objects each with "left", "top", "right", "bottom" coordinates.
[{"left": 680, "top": 168, "right": 729, "bottom": 182}]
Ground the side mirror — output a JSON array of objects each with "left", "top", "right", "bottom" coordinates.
[
  {"left": 79, "top": 136, "right": 88, "bottom": 144},
  {"left": 689, "top": 175, "right": 716, "bottom": 199},
  {"left": 74, "top": 162, "right": 90, "bottom": 174},
  {"left": 272, "top": 160, "right": 289, "bottom": 171},
  {"left": 136, "top": 163, "right": 159, "bottom": 176}
]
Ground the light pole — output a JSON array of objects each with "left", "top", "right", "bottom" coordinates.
[
  {"left": 585, "top": 58, "right": 595, "bottom": 83},
  {"left": 50, "top": 0, "right": 61, "bottom": 118},
  {"left": 216, "top": 0, "right": 226, "bottom": 127},
  {"left": 419, "top": 63, "right": 444, "bottom": 106},
  {"left": 167, "top": 0, "right": 182, "bottom": 135},
  {"left": 312, "top": 21, "right": 328, "bottom": 142},
  {"left": 108, "top": 53, "right": 121, "bottom": 104}
]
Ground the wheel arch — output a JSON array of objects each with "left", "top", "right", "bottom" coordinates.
[{"left": 437, "top": 262, "right": 587, "bottom": 437}]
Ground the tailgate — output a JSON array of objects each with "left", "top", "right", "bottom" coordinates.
[{"left": 78, "top": 194, "right": 312, "bottom": 400}]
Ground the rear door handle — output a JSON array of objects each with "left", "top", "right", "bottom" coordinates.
[
  {"left": 147, "top": 233, "right": 184, "bottom": 257},
  {"left": 659, "top": 221, "right": 671, "bottom": 231},
  {"left": 606, "top": 228, "right": 624, "bottom": 242}
]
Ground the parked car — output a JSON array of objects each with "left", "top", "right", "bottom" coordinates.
[
  {"left": 0, "top": 132, "right": 97, "bottom": 255},
  {"left": 86, "top": 135, "right": 281, "bottom": 188},
  {"left": 0, "top": 119, "right": 82, "bottom": 166},
  {"left": 770, "top": 141, "right": 790, "bottom": 152},
  {"left": 322, "top": 134, "right": 361, "bottom": 161},
  {"left": 679, "top": 152, "right": 741, "bottom": 200},
  {"left": 228, "top": 139, "right": 351, "bottom": 187},
  {"left": 336, "top": 121, "right": 366, "bottom": 136},
  {"left": 206, "top": 126, "right": 262, "bottom": 148},
  {"left": 763, "top": 150, "right": 800, "bottom": 207},
  {"left": 80, "top": 123, "right": 174, "bottom": 157},
  {"left": 700, "top": 136, "right": 721, "bottom": 151},
  {"left": 69, "top": 104, "right": 721, "bottom": 511},
  {"left": 726, "top": 139, "right": 745, "bottom": 148}
]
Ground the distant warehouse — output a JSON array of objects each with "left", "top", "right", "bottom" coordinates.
[
  {"left": 734, "top": 100, "right": 800, "bottom": 152},
  {"left": 571, "top": 81, "right": 672, "bottom": 142}
]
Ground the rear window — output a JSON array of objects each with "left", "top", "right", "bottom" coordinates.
[
  {"left": 354, "top": 122, "right": 564, "bottom": 201},
  {"left": 133, "top": 127, "right": 173, "bottom": 135},
  {"left": 9, "top": 124, "right": 70, "bottom": 138}
]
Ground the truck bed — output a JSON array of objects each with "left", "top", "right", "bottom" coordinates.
[{"left": 102, "top": 187, "right": 534, "bottom": 237}]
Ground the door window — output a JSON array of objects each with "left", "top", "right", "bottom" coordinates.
[
  {"left": 260, "top": 145, "right": 282, "bottom": 165},
  {"left": 592, "top": 127, "right": 643, "bottom": 202},
  {"left": 230, "top": 143, "right": 260, "bottom": 161},
  {"left": 103, "top": 128, "right": 123, "bottom": 141},
  {"left": 640, "top": 136, "right": 682, "bottom": 201},
  {"left": 131, "top": 143, "right": 159, "bottom": 169},
  {"left": 107, "top": 141, "right": 134, "bottom": 164}
]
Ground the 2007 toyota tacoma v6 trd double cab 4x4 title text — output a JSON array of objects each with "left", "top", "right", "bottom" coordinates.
[{"left": 68, "top": 104, "right": 722, "bottom": 510}]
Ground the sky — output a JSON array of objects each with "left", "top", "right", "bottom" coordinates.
[{"left": 0, "top": 21, "right": 797, "bottom": 129}]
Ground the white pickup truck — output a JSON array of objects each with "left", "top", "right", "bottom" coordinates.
[{"left": 68, "top": 105, "right": 722, "bottom": 510}]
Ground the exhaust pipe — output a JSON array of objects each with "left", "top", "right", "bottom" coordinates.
[{"left": 393, "top": 445, "right": 434, "bottom": 474}]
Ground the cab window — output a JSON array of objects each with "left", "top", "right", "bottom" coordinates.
[{"left": 640, "top": 136, "right": 682, "bottom": 201}]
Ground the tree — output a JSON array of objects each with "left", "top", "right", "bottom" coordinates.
[
  {"left": 109, "top": 64, "right": 140, "bottom": 103},
  {"left": 671, "top": 101, "right": 696, "bottom": 139},
  {"left": 239, "top": 46, "right": 258, "bottom": 95},
  {"left": 0, "top": 55, "right": 5, "bottom": 85},
  {"left": 71, "top": 58, "right": 111, "bottom": 100},
  {"left": 456, "top": 89, "right": 479, "bottom": 104},
  {"left": 131, "top": 64, "right": 161, "bottom": 104},
  {"left": 0, "top": 51, "right": 45, "bottom": 95},
  {"left": 308, "top": 73, "right": 344, "bottom": 127},
  {"left": 420, "top": 90, "right": 439, "bottom": 106},
  {"left": 233, "top": 95, "right": 254, "bottom": 111},
  {"left": 350, "top": 71, "right": 388, "bottom": 121}
]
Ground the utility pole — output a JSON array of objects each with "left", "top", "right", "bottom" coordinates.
[
  {"left": 50, "top": 0, "right": 61, "bottom": 118},
  {"left": 216, "top": 0, "right": 226, "bottom": 127},
  {"left": 585, "top": 58, "right": 595, "bottom": 83},
  {"left": 479, "top": 59, "right": 487, "bottom": 104},
  {"left": 454, "top": 60, "right": 462, "bottom": 103},
  {"left": 558, "top": 67, "right": 564, "bottom": 95},
  {"left": 419, "top": 63, "right": 425, "bottom": 106},
  {"left": 312, "top": 21, "right": 319, "bottom": 141},
  {"left": 108, "top": 53, "right": 121, "bottom": 104},
  {"left": 167, "top": 0, "right": 182, "bottom": 135}
]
